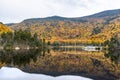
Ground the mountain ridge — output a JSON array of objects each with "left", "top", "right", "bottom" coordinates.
[
  {"left": 7, "top": 9, "right": 120, "bottom": 43},
  {"left": 19, "top": 9, "right": 120, "bottom": 22},
  {"left": 6, "top": 9, "right": 120, "bottom": 25}
]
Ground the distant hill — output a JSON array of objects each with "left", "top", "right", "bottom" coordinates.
[
  {"left": 0, "top": 22, "right": 13, "bottom": 34},
  {"left": 8, "top": 9, "right": 120, "bottom": 43},
  {"left": 85, "top": 9, "right": 120, "bottom": 18},
  {"left": 82, "top": 9, "right": 120, "bottom": 24},
  {"left": 16, "top": 9, "right": 120, "bottom": 23},
  {"left": 6, "top": 23, "right": 15, "bottom": 26}
]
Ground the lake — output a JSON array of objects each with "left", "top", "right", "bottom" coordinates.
[{"left": 0, "top": 46, "right": 120, "bottom": 80}]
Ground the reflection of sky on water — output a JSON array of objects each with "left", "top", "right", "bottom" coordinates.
[
  {"left": 0, "top": 47, "right": 120, "bottom": 80},
  {"left": 0, "top": 67, "right": 92, "bottom": 80},
  {"left": 52, "top": 46, "right": 102, "bottom": 52}
]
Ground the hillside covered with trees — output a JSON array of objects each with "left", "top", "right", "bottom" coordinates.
[
  {"left": 0, "top": 23, "right": 46, "bottom": 49},
  {"left": 0, "top": 22, "right": 13, "bottom": 34},
  {"left": 7, "top": 9, "right": 120, "bottom": 44}
]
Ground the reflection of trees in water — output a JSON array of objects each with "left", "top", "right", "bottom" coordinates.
[
  {"left": 0, "top": 49, "right": 48, "bottom": 66},
  {"left": 21, "top": 52, "right": 119, "bottom": 80},
  {"left": 104, "top": 35, "right": 120, "bottom": 64},
  {"left": 52, "top": 47, "right": 83, "bottom": 52},
  {"left": 104, "top": 49, "right": 120, "bottom": 64}
]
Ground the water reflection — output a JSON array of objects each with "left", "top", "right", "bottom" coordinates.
[
  {"left": 0, "top": 47, "right": 120, "bottom": 80},
  {"left": 104, "top": 49, "right": 120, "bottom": 64},
  {"left": 0, "top": 49, "right": 45, "bottom": 66},
  {"left": 52, "top": 46, "right": 102, "bottom": 53}
]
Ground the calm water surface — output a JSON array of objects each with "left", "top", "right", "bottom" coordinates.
[{"left": 0, "top": 46, "right": 120, "bottom": 80}]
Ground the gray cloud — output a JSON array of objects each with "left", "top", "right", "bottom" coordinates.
[{"left": 0, "top": 0, "right": 120, "bottom": 23}]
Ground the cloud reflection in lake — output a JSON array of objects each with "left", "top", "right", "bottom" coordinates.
[{"left": 0, "top": 67, "right": 92, "bottom": 80}]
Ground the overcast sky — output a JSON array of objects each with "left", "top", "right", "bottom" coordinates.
[{"left": 0, "top": 0, "right": 120, "bottom": 23}]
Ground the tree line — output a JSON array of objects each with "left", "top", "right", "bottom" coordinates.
[{"left": 0, "top": 30, "right": 47, "bottom": 49}]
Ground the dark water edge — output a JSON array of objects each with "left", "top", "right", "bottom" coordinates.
[
  {"left": 0, "top": 48, "right": 120, "bottom": 80},
  {"left": 21, "top": 70, "right": 117, "bottom": 80},
  {"left": 19, "top": 53, "right": 120, "bottom": 80}
]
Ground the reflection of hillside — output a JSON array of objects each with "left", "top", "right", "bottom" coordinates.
[
  {"left": 52, "top": 46, "right": 102, "bottom": 52},
  {"left": 21, "top": 52, "right": 120, "bottom": 80},
  {"left": 0, "top": 49, "right": 42, "bottom": 66},
  {"left": 51, "top": 47, "right": 102, "bottom": 55},
  {"left": 50, "top": 50, "right": 103, "bottom": 56},
  {"left": 105, "top": 49, "right": 120, "bottom": 64},
  {"left": 0, "top": 48, "right": 120, "bottom": 80}
]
